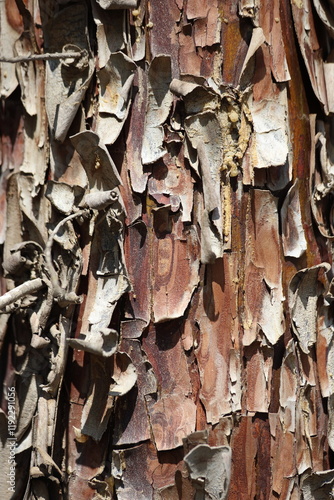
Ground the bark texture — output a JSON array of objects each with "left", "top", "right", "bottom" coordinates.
[{"left": 1, "top": 0, "right": 334, "bottom": 498}]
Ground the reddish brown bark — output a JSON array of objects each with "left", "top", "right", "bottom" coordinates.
[{"left": 1, "top": 0, "right": 334, "bottom": 499}]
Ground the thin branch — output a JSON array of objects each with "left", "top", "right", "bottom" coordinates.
[
  {"left": 0, "top": 210, "right": 90, "bottom": 311},
  {"left": 0, "top": 278, "right": 45, "bottom": 311},
  {"left": 0, "top": 51, "right": 86, "bottom": 64},
  {"left": 45, "top": 210, "right": 90, "bottom": 304}
]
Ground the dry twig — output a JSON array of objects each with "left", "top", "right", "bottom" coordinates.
[
  {"left": 45, "top": 209, "right": 90, "bottom": 304},
  {"left": 0, "top": 278, "right": 45, "bottom": 311},
  {"left": 0, "top": 51, "right": 85, "bottom": 64}
]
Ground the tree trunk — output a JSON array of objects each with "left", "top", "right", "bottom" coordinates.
[{"left": 1, "top": 0, "right": 334, "bottom": 498}]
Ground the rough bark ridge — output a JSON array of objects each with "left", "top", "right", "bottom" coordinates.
[{"left": 1, "top": 0, "right": 334, "bottom": 498}]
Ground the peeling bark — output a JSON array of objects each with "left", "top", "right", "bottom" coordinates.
[{"left": 1, "top": 0, "right": 334, "bottom": 498}]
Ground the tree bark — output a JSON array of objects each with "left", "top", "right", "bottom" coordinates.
[{"left": 1, "top": 0, "right": 334, "bottom": 499}]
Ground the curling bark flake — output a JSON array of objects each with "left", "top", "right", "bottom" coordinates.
[{"left": 1, "top": 0, "right": 334, "bottom": 499}]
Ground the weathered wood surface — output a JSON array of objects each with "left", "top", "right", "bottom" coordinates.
[{"left": 1, "top": 0, "right": 334, "bottom": 498}]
